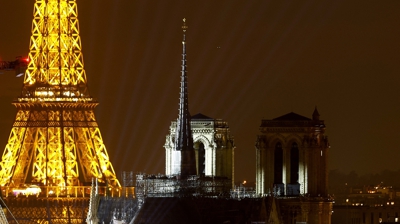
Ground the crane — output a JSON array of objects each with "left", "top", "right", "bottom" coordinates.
[{"left": 0, "top": 56, "right": 29, "bottom": 77}]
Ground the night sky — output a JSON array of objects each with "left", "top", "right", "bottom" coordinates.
[{"left": 0, "top": 0, "right": 399, "bottom": 184}]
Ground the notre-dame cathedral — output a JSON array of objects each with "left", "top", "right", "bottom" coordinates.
[
  {"left": 134, "top": 19, "right": 332, "bottom": 224},
  {"left": 97, "top": 19, "right": 333, "bottom": 224}
]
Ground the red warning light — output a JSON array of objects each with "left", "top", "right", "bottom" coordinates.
[{"left": 24, "top": 57, "right": 29, "bottom": 62}]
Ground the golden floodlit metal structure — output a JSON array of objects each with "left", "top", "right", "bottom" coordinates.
[{"left": 0, "top": 0, "right": 120, "bottom": 189}]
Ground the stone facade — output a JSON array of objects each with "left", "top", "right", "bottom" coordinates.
[
  {"left": 255, "top": 109, "right": 332, "bottom": 224},
  {"left": 165, "top": 113, "right": 235, "bottom": 187}
]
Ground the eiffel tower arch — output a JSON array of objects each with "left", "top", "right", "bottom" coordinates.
[{"left": 0, "top": 0, "right": 121, "bottom": 222}]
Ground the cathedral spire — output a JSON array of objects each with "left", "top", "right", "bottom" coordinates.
[
  {"left": 86, "top": 178, "right": 99, "bottom": 224},
  {"left": 175, "top": 18, "right": 192, "bottom": 152},
  {"left": 174, "top": 18, "right": 196, "bottom": 177}
]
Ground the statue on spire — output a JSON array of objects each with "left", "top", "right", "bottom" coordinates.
[{"left": 182, "top": 18, "right": 188, "bottom": 32}]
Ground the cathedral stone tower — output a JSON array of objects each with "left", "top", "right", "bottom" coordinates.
[
  {"left": 255, "top": 108, "right": 332, "bottom": 224},
  {"left": 255, "top": 108, "right": 329, "bottom": 196},
  {"left": 165, "top": 113, "right": 235, "bottom": 184},
  {"left": 0, "top": 0, "right": 120, "bottom": 189}
]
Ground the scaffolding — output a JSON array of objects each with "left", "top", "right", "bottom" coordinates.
[
  {"left": 122, "top": 171, "right": 135, "bottom": 198},
  {"left": 230, "top": 184, "right": 258, "bottom": 199},
  {"left": 135, "top": 173, "right": 231, "bottom": 207}
]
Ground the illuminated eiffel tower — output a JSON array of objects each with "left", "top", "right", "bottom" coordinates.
[{"left": 0, "top": 0, "right": 120, "bottom": 190}]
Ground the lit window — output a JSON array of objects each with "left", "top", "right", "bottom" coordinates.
[
  {"left": 379, "top": 218, "right": 382, "bottom": 223},
  {"left": 395, "top": 217, "right": 398, "bottom": 222}
]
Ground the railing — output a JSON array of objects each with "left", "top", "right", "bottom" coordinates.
[{"left": 260, "top": 119, "right": 325, "bottom": 127}]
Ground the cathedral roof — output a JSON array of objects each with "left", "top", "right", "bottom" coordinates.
[
  {"left": 133, "top": 197, "right": 274, "bottom": 223},
  {"left": 272, "top": 112, "right": 311, "bottom": 121},
  {"left": 191, "top": 113, "right": 214, "bottom": 120}
]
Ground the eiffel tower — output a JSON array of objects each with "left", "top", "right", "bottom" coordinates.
[{"left": 0, "top": 0, "right": 120, "bottom": 192}]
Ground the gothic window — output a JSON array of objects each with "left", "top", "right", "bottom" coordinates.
[
  {"left": 274, "top": 142, "right": 283, "bottom": 184},
  {"left": 290, "top": 142, "right": 299, "bottom": 184},
  {"left": 197, "top": 143, "right": 205, "bottom": 175}
]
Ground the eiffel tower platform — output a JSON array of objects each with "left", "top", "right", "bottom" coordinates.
[
  {"left": 3, "top": 196, "right": 88, "bottom": 224},
  {"left": 1, "top": 185, "right": 127, "bottom": 223}
]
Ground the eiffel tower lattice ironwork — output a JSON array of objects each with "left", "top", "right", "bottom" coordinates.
[{"left": 0, "top": 0, "right": 120, "bottom": 189}]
